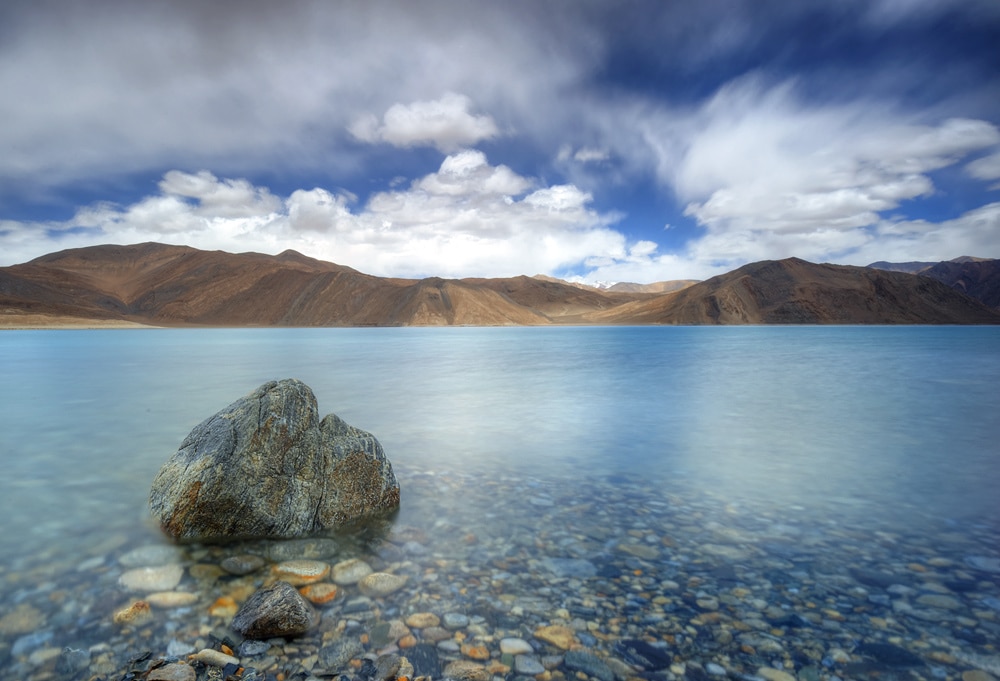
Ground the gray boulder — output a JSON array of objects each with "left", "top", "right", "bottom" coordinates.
[{"left": 149, "top": 378, "right": 400, "bottom": 542}]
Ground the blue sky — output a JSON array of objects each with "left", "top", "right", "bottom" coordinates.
[{"left": 1, "top": 0, "right": 998, "bottom": 282}]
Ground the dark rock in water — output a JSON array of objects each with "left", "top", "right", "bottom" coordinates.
[
  {"left": 319, "top": 639, "right": 365, "bottom": 671},
  {"left": 371, "top": 653, "right": 403, "bottom": 681},
  {"left": 149, "top": 378, "right": 400, "bottom": 542},
  {"left": 612, "top": 639, "right": 672, "bottom": 670},
  {"left": 564, "top": 649, "right": 614, "bottom": 681},
  {"left": 231, "top": 581, "right": 317, "bottom": 639},
  {"left": 407, "top": 643, "right": 442, "bottom": 678},
  {"left": 854, "top": 642, "right": 924, "bottom": 668}
]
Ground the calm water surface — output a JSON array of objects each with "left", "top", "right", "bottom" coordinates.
[{"left": 1, "top": 326, "right": 998, "bottom": 677}]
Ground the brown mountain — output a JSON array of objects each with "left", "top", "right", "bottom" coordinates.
[
  {"left": 2, "top": 244, "right": 998, "bottom": 326},
  {"left": 0, "top": 243, "right": 624, "bottom": 326},
  {"left": 577, "top": 257, "right": 1000, "bottom": 324},
  {"left": 915, "top": 259, "right": 1000, "bottom": 309},
  {"left": 869, "top": 256, "right": 1000, "bottom": 309}
]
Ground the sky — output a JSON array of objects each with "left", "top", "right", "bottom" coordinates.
[{"left": 1, "top": 0, "right": 999, "bottom": 283}]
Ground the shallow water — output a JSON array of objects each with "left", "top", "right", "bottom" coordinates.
[{"left": 1, "top": 327, "right": 998, "bottom": 679}]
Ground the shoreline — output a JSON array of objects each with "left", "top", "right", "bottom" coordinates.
[{"left": 0, "top": 314, "right": 160, "bottom": 330}]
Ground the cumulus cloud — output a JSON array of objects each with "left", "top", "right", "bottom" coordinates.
[
  {"left": 0, "top": 159, "right": 630, "bottom": 279},
  {"left": 349, "top": 93, "right": 500, "bottom": 152}
]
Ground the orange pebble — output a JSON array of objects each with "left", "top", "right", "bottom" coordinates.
[
  {"left": 461, "top": 644, "right": 491, "bottom": 660},
  {"left": 221, "top": 644, "right": 234, "bottom": 655},
  {"left": 399, "top": 635, "right": 418, "bottom": 649}
]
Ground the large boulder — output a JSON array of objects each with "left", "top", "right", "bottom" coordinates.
[{"left": 149, "top": 379, "right": 400, "bottom": 542}]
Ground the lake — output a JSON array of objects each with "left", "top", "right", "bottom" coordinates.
[{"left": 1, "top": 326, "right": 998, "bottom": 680}]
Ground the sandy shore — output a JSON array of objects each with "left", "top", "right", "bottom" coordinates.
[{"left": 0, "top": 313, "right": 159, "bottom": 329}]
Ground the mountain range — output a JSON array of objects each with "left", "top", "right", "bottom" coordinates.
[{"left": 1, "top": 243, "right": 998, "bottom": 326}]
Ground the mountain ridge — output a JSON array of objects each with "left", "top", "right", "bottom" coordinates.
[{"left": 2, "top": 243, "right": 998, "bottom": 326}]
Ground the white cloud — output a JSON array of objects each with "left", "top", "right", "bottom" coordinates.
[
  {"left": 574, "top": 147, "right": 610, "bottom": 163},
  {"left": 160, "top": 170, "right": 282, "bottom": 218},
  {"left": 966, "top": 151, "right": 1000, "bottom": 189},
  {"left": 349, "top": 93, "right": 500, "bottom": 152},
  {"left": 0, "top": 158, "right": 631, "bottom": 279}
]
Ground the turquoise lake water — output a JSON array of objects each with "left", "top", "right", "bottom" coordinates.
[
  {"left": 1, "top": 326, "right": 999, "bottom": 677},
  {"left": 2, "top": 326, "right": 998, "bottom": 555}
]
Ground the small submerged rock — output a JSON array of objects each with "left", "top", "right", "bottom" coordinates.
[
  {"left": 119, "top": 564, "right": 184, "bottom": 592},
  {"left": 271, "top": 558, "right": 330, "bottom": 585},
  {"left": 231, "top": 580, "right": 317, "bottom": 639},
  {"left": 358, "top": 572, "right": 408, "bottom": 597},
  {"left": 221, "top": 554, "right": 266, "bottom": 575},
  {"left": 332, "top": 557, "right": 374, "bottom": 584}
]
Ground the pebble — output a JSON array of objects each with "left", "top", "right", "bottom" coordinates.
[
  {"left": 442, "top": 612, "right": 470, "bottom": 629},
  {"left": 405, "top": 612, "right": 441, "bottom": 628},
  {"left": 190, "top": 648, "right": 240, "bottom": 667},
  {"left": 564, "top": 649, "right": 614, "bottom": 681},
  {"left": 443, "top": 659, "right": 489, "bottom": 681},
  {"left": 231, "top": 580, "right": 317, "bottom": 639},
  {"left": 299, "top": 582, "right": 339, "bottom": 604},
  {"left": 332, "top": 557, "right": 374, "bottom": 584},
  {"left": 706, "top": 662, "right": 727, "bottom": 676},
  {"left": 534, "top": 624, "right": 578, "bottom": 650},
  {"left": 0, "top": 603, "right": 45, "bottom": 634},
  {"left": 119, "top": 564, "right": 184, "bottom": 592},
  {"left": 145, "top": 590, "right": 199, "bottom": 608},
  {"left": 515, "top": 655, "right": 546, "bottom": 675},
  {"left": 916, "top": 593, "right": 963, "bottom": 610},
  {"left": 358, "top": 572, "right": 408, "bottom": 597},
  {"left": 271, "top": 558, "right": 331, "bottom": 585},
  {"left": 220, "top": 553, "right": 266, "bottom": 575},
  {"left": 118, "top": 544, "right": 181, "bottom": 567},
  {"left": 112, "top": 599, "right": 153, "bottom": 625},
  {"left": 500, "top": 637, "right": 534, "bottom": 655},
  {"left": 963, "top": 672, "right": 997, "bottom": 681},
  {"left": 757, "top": 668, "right": 796, "bottom": 681},
  {"left": 148, "top": 662, "right": 197, "bottom": 681}
]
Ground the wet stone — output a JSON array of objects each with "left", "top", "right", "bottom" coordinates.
[
  {"left": 119, "top": 564, "right": 184, "bottom": 592},
  {"left": 405, "top": 612, "right": 440, "bottom": 628},
  {"left": 407, "top": 643, "right": 442, "bottom": 677},
  {"left": 271, "top": 558, "right": 330, "bottom": 585},
  {"left": 220, "top": 553, "right": 266, "bottom": 575},
  {"left": 147, "top": 662, "right": 197, "bottom": 681},
  {"left": 118, "top": 545, "right": 181, "bottom": 568},
  {"left": 320, "top": 638, "right": 364, "bottom": 670},
  {"left": 515, "top": 655, "right": 545, "bottom": 675},
  {"left": 564, "top": 649, "right": 614, "bottom": 681},
  {"left": 612, "top": 639, "right": 672, "bottom": 670},
  {"left": 332, "top": 557, "right": 375, "bottom": 584},
  {"left": 501, "top": 638, "right": 534, "bottom": 655},
  {"left": 231, "top": 580, "right": 317, "bottom": 639},
  {"left": 358, "top": 572, "right": 408, "bottom": 597},
  {"left": 442, "top": 612, "right": 470, "bottom": 629}
]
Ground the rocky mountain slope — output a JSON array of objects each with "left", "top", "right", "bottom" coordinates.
[
  {"left": 575, "top": 258, "right": 1000, "bottom": 325},
  {"left": 2, "top": 244, "right": 998, "bottom": 326},
  {"left": 869, "top": 257, "right": 1000, "bottom": 308}
]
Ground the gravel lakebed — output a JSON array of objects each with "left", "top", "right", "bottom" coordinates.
[{"left": 1, "top": 468, "right": 998, "bottom": 681}]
